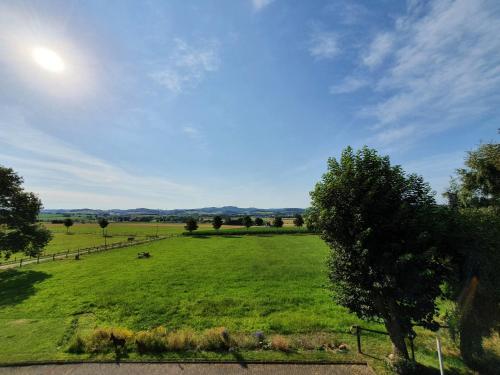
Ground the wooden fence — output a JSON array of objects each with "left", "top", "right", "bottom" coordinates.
[{"left": 0, "top": 235, "right": 176, "bottom": 269}]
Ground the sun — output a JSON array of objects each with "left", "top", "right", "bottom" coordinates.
[{"left": 32, "top": 46, "right": 65, "bottom": 73}]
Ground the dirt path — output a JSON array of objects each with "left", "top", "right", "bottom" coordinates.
[{"left": 0, "top": 363, "right": 375, "bottom": 375}]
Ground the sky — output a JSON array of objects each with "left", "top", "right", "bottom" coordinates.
[{"left": 0, "top": 0, "right": 499, "bottom": 209}]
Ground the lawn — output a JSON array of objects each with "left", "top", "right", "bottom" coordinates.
[{"left": 0, "top": 234, "right": 480, "bottom": 373}]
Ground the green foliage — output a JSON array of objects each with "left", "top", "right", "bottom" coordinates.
[
  {"left": 303, "top": 207, "right": 320, "bottom": 232},
  {"left": 63, "top": 218, "right": 74, "bottom": 234},
  {"left": 254, "top": 217, "right": 264, "bottom": 226},
  {"left": 310, "top": 146, "right": 444, "bottom": 359},
  {"left": 184, "top": 217, "right": 198, "bottom": 233},
  {"left": 444, "top": 208, "right": 500, "bottom": 364},
  {"left": 212, "top": 215, "right": 223, "bottom": 230},
  {"left": 445, "top": 142, "right": 499, "bottom": 209},
  {"left": 293, "top": 214, "right": 304, "bottom": 227},
  {"left": 273, "top": 216, "right": 284, "bottom": 228},
  {"left": 97, "top": 218, "right": 109, "bottom": 237},
  {"left": 0, "top": 165, "right": 52, "bottom": 258},
  {"left": 242, "top": 215, "right": 253, "bottom": 228}
]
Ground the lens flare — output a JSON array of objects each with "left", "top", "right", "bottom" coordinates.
[{"left": 32, "top": 46, "right": 65, "bottom": 73}]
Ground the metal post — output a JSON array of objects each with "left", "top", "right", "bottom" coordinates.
[
  {"left": 436, "top": 335, "right": 444, "bottom": 375},
  {"left": 355, "top": 325, "right": 362, "bottom": 353}
]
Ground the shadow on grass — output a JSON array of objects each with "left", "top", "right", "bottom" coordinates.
[
  {"left": 0, "top": 269, "right": 51, "bottom": 308},
  {"left": 231, "top": 350, "right": 248, "bottom": 368},
  {"left": 190, "top": 235, "right": 212, "bottom": 239}
]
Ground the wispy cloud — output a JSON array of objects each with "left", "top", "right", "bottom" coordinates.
[
  {"left": 0, "top": 107, "right": 197, "bottom": 208},
  {"left": 360, "top": 0, "right": 500, "bottom": 146},
  {"left": 362, "top": 32, "right": 394, "bottom": 68},
  {"left": 325, "top": 1, "right": 369, "bottom": 25},
  {"left": 252, "top": 0, "right": 275, "bottom": 11},
  {"left": 151, "top": 38, "right": 220, "bottom": 95},
  {"left": 330, "top": 76, "right": 368, "bottom": 94},
  {"left": 308, "top": 30, "right": 339, "bottom": 60}
]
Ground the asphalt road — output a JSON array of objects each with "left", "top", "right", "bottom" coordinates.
[{"left": 0, "top": 363, "right": 375, "bottom": 375}]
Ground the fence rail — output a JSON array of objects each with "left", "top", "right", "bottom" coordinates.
[{"left": 0, "top": 235, "right": 177, "bottom": 269}]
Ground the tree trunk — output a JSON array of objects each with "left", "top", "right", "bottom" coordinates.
[{"left": 375, "top": 295, "right": 409, "bottom": 360}]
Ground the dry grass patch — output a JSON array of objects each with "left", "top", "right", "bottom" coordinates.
[
  {"left": 166, "top": 329, "right": 197, "bottom": 351},
  {"left": 270, "top": 335, "right": 291, "bottom": 352}
]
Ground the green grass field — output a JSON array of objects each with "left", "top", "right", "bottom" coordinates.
[{"left": 0, "top": 234, "right": 480, "bottom": 373}]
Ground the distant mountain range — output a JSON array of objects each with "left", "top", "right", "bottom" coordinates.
[{"left": 41, "top": 206, "right": 305, "bottom": 217}]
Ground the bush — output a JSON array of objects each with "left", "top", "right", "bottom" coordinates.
[
  {"left": 270, "top": 335, "right": 290, "bottom": 352},
  {"left": 166, "top": 329, "right": 197, "bottom": 351},
  {"left": 199, "top": 327, "right": 231, "bottom": 351},
  {"left": 135, "top": 326, "right": 167, "bottom": 354},
  {"left": 86, "top": 327, "right": 133, "bottom": 353}
]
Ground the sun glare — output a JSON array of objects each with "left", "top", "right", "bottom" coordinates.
[{"left": 32, "top": 46, "right": 65, "bottom": 73}]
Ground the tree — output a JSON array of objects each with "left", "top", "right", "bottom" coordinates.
[
  {"left": 443, "top": 209, "right": 500, "bottom": 364},
  {"left": 63, "top": 218, "right": 74, "bottom": 234},
  {"left": 442, "top": 143, "right": 500, "bottom": 364},
  {"left": 293, "top": 214, "right": 304, "bottom": 227},
  {"left": 242, "top": 215, "right": 253, "bottom": 229},
  {"left": 184, "top": 217, "right": 198, "bottom": 233},
  {"left": 0, "top": 165, "right": 52, "bottom": 258},
  {"left": 98, "top": 218, "right": 109, "bottom": 237},
  {"left": 310, "top": 146, "right": 444, "bottom": 360},
  {"left": 445, "top": 142, "right": 499, "bottom": 209},
  {"left": 303, "top": 207, "right": 320, "bottom": 232},
  {"left": 254, "top": 217, "right": 264, "bottom": 226},
  {"left": 273, "top": 216, "right": 284, "bottom": 228},
  {"left": 212, "top": 215, "right": 223, "bottom": 231}
]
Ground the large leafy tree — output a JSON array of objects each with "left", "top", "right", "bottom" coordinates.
[
  {"left": 242, "top": 215, "right": 253, "bottom": 229},
  {"left": 293, "top": 214, "right": 304, "bottom": 227},
  {"left": 310, "top": 146, "right": 444, "bottom": 359},
  {"left": 184, "top": 217, "right": 198, "bottom": 233},
  {"left": 445, "top": 142, "right": 499, "bottom": 209},
  {"left": 212, "top": 215, "right": 223, "bottom": 231},
  {"left": 443, "top": 142, "right": 500, "bottom": 364},
  {"left": 273, "top": 216, "right": 283, "bottom": 228},
  {"left": 63, "top": 218, "right": 74, "bottom": 234},
  {"left": 0, "top": 166, "right": 52, "bottom": 258}
]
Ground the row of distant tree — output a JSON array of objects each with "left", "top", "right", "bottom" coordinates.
[
  {"left": 184, "top": 214, "right": 305, "bottom": 232},
  {"left": 58, "top": 218, "right": 110, "bottom": 236}
]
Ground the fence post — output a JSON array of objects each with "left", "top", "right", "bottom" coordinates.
[
  {"left": 37, "top": 255, "right": 40, "bottom": 264},
  {"left": 53, "top": 254, "right": 55, "bottom": 261},
  {"left": 409, "top": 332, "right": 416, "bottom": 362},
  {"left": 66, "top": 250, "right": 69, "bottom": 258},
  {"left": 20, "top": 259, "right": 23, "bottom": 267},
  {"left": 355, "top": 325, "right": 362, "bottom": 353}
]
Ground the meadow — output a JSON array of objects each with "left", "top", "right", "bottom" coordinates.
[{"left": 0, "top": 234, "right": 482, "bottom": 373}]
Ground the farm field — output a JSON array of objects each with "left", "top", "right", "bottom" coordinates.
[
  {"left": 1, "top": 222, "right": 241, "bottom": 262},
  {"left": 0, "top": 234, "right": 474, "bottom": 373}
]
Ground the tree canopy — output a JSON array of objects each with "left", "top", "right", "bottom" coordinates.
[
  {"left": 212, "top": 215, "right": 223, "bottom": 230},
  {"left": 0, "top": 165, "right": 52, "bottom": 258},
  {"left": 293, "top": 214, "right": 304, "bottom": 227},
  {"left": 242, "top": 215, "right": 253, "bottom": 228},
  {"left": 273, "top": 216, "right": 283, "bottom": 228},
  {"left": 63, "top": 218, "right": 74, "bottom": 234},
  {"left": 184, "top": 217, "right": 198, "bottom": 233},
  {"left": 310, "top": 146, "right": 444, "bottom": 359}
]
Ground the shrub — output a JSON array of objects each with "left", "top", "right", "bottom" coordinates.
[
  {"left": 232, "top": 333, "right": 259, "bottom": 350},
  {"left": 199, "top": 327, "right": 231, "bottom": 351},
  {"left": 166, "top": 329, "right": 197, "bottom": 351},
  {"left": 270, "top": 335, "right": 290, "bottom": 352},
  {"left": 86, "top": 327, "right": 133, "bottom": 353},
  {"left": 135, "top": 326, "right": 167, "bottom": 354},
  {"left": 67, "top": 334, "right": 86, "bottom": 353}
]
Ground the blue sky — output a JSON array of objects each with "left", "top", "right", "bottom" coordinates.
[{"left": 0, "top": 0, "right": 498, "bottom": 209}]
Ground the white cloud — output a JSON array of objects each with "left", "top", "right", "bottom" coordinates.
[
  {"left": 362, "top": 32, "right": 394, "bottom": 68},
  {"left": 325, "top": 1, "right": 369, "bottom": 25},
  {"left": 0, "top": 107, "right": 198, "bottom": 208},
  {"left": 330, "top": 76, "right": 368, "bottom": 94},
  {"left": 362, "top": 0, "right": 500, "bottom": 145},
  {"left": 151, "top": 38, "right": 220, "bottom": 94},
  {"left": 252, "top": 0, "right": 275, "bottom": 11},
  {"left": 182, "top": 126, "right": 199, "bottom": 137},
  {"left": 308, "top": 30, "right": 339, "bottom": 60}
]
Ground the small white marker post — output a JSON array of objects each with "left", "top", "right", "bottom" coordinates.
[{"left": 436, "top": 334, "right": 444, "bottom": 375}]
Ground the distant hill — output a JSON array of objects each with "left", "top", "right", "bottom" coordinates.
[{"left": 41, "top": 206, "right": 305, "bottom": 217}]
